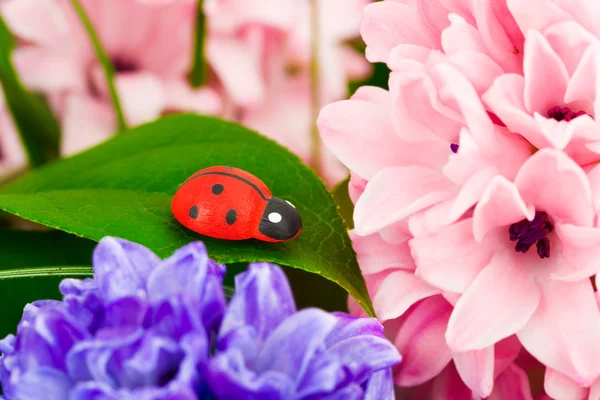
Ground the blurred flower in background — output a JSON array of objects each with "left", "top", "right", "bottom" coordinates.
[
  {"left": 0, "top": 89, "right": 25, "bottom": 178},
  {"left": 0, "top": 237, "right": 401, "bottom": 399},
  {"left": 0, "top": 0, "right": 370, "bottom": 185}
]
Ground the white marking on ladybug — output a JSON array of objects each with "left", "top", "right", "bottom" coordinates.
[{"left": 268, "top": 212, "right": 282, "bottom": 223}]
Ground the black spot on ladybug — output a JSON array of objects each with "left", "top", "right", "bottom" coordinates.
[
  {"left": 226, "top": 209, "right": 237, "bottom": 225},
  {"left": 212, "top": 184, "right": 224, "bottom": 195},
  {"left": 189, "top": 205, "right": 199, "bottom": 219}
]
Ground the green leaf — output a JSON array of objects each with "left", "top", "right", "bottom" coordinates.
[
  {"left": 0, "top": 230, "right": 96, "bottom": 337},
  {"left": 188, "top": 0, "right": 207, "bottom": 88},
  {"left": 0, "top": 18, "right": 60, "bottom": 167},
  {"left": 70, "top": 0, "right": 127, "bottom": 131},
  {"left": 0, "top": 115, "right": 374, "bottom": 315},
  {"left": 331, "top": 177, "right": 354, "bottom": 230}
]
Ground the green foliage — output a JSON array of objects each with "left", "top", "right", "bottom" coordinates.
[
  {"left": 189, "top": 0, "right": 208, "bottom": 88},
  {"left": 0, "top": 230, "right": 96, "bottom": 337},
  {"left": 0, "top": 115, "right": 374, "bottom": 315},
  {"left": 70, "top": 0, "right": 127, "bottom": 130},
  {"left": 0, "top": 18, "right": 60, "bottom": 167},
  {"left": 331, "top": 177, "right": 354, "bottom": 230}
]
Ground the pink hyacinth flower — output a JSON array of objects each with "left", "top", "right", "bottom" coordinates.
[
  {"left": 2, "top": 0, "right": 221, "bottom": 155},
  {"left": 348, "top": 286, "right": 533, "bottom": 399},
  {"left": 410, "top": 148, "right": 600, "bottom": 386}
]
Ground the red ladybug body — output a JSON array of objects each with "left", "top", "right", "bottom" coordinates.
[{"left": 171, "top": 166, "right": 302, "bottom": 242}]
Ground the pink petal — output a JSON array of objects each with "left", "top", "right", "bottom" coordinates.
[
  {"left": 409, "top": 165, "right": 499, "bottom": 236},
  {"left": 590, "top": 379, "right": 600, "bottom": 400},
  {"left": 514, "top": 148, "right": 594, "bottom": 226},
  {"left": 553, "top": 224, "right": 600, "bottom": 281},
  {"left": 518, "top": 278, "right": 600, "bottom": 385},
  {"left": 453, "top": 347, "right": 494, "bottom": 397},
  {"left": 348, "top": 173, "right": 367, "bottom": 204},
  {"left": 162, "top": 79, "right": 222, "bottom": 115},
  {"left": 544, "top": 21, "right": 596, "bottom": 75},
  {"left": 410, "top": 218, "right": 494, "bottom": 294},
  {"left": 523, "top": 30, "right": 569, "bottom": 115},
  {"left": 318, "top": 99, "right": 447, "bottom": 180},
  {"left": 393, "top": 296, "right": 454, "bottom": 387},
  {"left": 506, "top": 0, "right": 568, "bottom": 35},
  {"left": 471, "top": 0, "right": 523, "bottom": 73},
  {"left": 353, "top": 166, "right": 455, "bottom": 236},
  {"left": 115, "top": 72, "right": 164, "bottom": 126},
  {"left": 12, "top": 48, "right": 86, "bottom": 93},
  {"left": 564, "top": 44, "right": 600, "bottom": 115},
  {"left": 482, "top": 74, "right": 549, "bottom": 150},
  {"left": 545, "top": 369, "right": 588, "bottom": 400},
  {"left": 472, "top": 176, "right": 534, "bottom": 242},
  {"left": 1, "top": 0, "right": 69, "bottom": 46},
  {"left": 350, "top": 230, "right": 416, "bottom": 275},
  {"left": 446, "top": 251, "right": 541, "bottom": 351},
  {"left": 360, "top": 1, "right": 438, "bottom": 63},
  {"left": 488, "top": 364, "right": 534, "bottom": 400},
  {"left": 550, "top": 0, "right": 600, "bottom": 38},
  {"left": 415, "top": 0, "right": 453, "bottom": 37},
  {"left": 0, "top": 109, "right": 27, "bottom": 176},
  {"left": 61, "top": 95, "right": 116, "bottom": 156},
  {"left": 447, "top": 51, "right": 504, "bottom": 95},
  {"left": 586, "top": 164, "right": 600, "bottom": 216},
  {"left": 206, "top": 37, "right": 264, "bottom": 107},
  {"left": 431, "top": 363, "right": 473, "bottom": 399},
  {"left": 350, "top": 85, "right": 391, "bottom": 105},
  {"left": 387, "top": 44, "right": 433, "bottom": 65},
  {"left": 389, "top": 69, "right": 462, "bottom": 143},
  {"left": 441, "top": 14, "right": 487, "bottom": 55},
  {"left": 494, "top": 335, "right": 522, "bottom": 378},
  {"left": 372, "top": 270, "right": 439, "bottom": 321}
]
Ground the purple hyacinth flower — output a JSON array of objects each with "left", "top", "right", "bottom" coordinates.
[
  {"left": 0, "top": 237, "right": 226, "bottom": 400},
  {"left": 205, "top": 263, "right": 402, "bottom": 399}
]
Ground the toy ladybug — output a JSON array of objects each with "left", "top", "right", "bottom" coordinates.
[{"left": 171, "top": 166, "right": 302, "bottom": 242}]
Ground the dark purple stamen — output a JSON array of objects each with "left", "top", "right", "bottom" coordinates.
[
  {"left": 547, "top": 106, "right": 586, "bottom": 122},
  {"left": 112, "top": 57, "right": 138, "bottom": 73},
  {"left": 508, "top": 211, "right": 553, "bottom": 259},
  {"left": 450, "top": 143, "right": 459, "bottom": 153}
]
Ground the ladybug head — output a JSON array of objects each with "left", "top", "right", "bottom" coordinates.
[{"left": 258, "top": 197, "right": 302, "bottom": 241}]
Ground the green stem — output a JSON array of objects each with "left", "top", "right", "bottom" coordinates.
[
  {"left": 189, "top": 0, "right": 207, "bottom": 88},
  {"left": 0, "top": 266, "right": 93, "bottom": 280},
  {"left": 309, "top": 0, "right": 322, "bottom": 176},
  {"left": 70, "top": 0, "right": 128, "bottom": 131}
]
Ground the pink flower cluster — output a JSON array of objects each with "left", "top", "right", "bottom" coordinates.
[
  {"left": 319, "top": 0, "right": 600, "bottom": 398},
  {"left": 0, "top": 0, "right": 370, "bottom": 184}
]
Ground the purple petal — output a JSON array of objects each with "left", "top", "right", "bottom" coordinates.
[
  {"left": 256, "top": 309, "right": 338, "bottom": 382},
  {"left": 325, "top": 335, "right": 401, "bottom": 383},
  {"left": 146, "top": 242, "right": 214, "bottom": 301},
  {"left": 0, "top": 334, "right": 15, "bottom": 354},
  {"left": 104, "top": 296, "right": 148, "bottom": 329},
  {"left": 70, "top": 381, "right": 117, "bottom": 400},
  {"left": 59, "top": 278, "right": 97, "bottom": 297},
  {"left": 363, "top": 368, "right": 395, "bottom": 400},
  {"left": 12, "top": 367, "right": 71, "bottom": 400},
  {"left": 322, "top": 384, "right": 364, "bottom": 400},
  {"left": 66, "top": 329, "right": 144, "bottom": 387},
  {"left": 206, "top": 350, "right": 294, "bottom": 399},
  {"left": 17, "top": 308, "right": 87, "bottom": 371},
  {"left": 121, "top": 333, "right": 183, "bottom": 388},
  {"left": 326, "top": 313, "right": 386, "bottom": 346},
  {"left": 219, "top": 263, "right": 296, "bottom": 347},
  {"left": 93, "top": 237, "right": 160, "bottom": 301}
]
